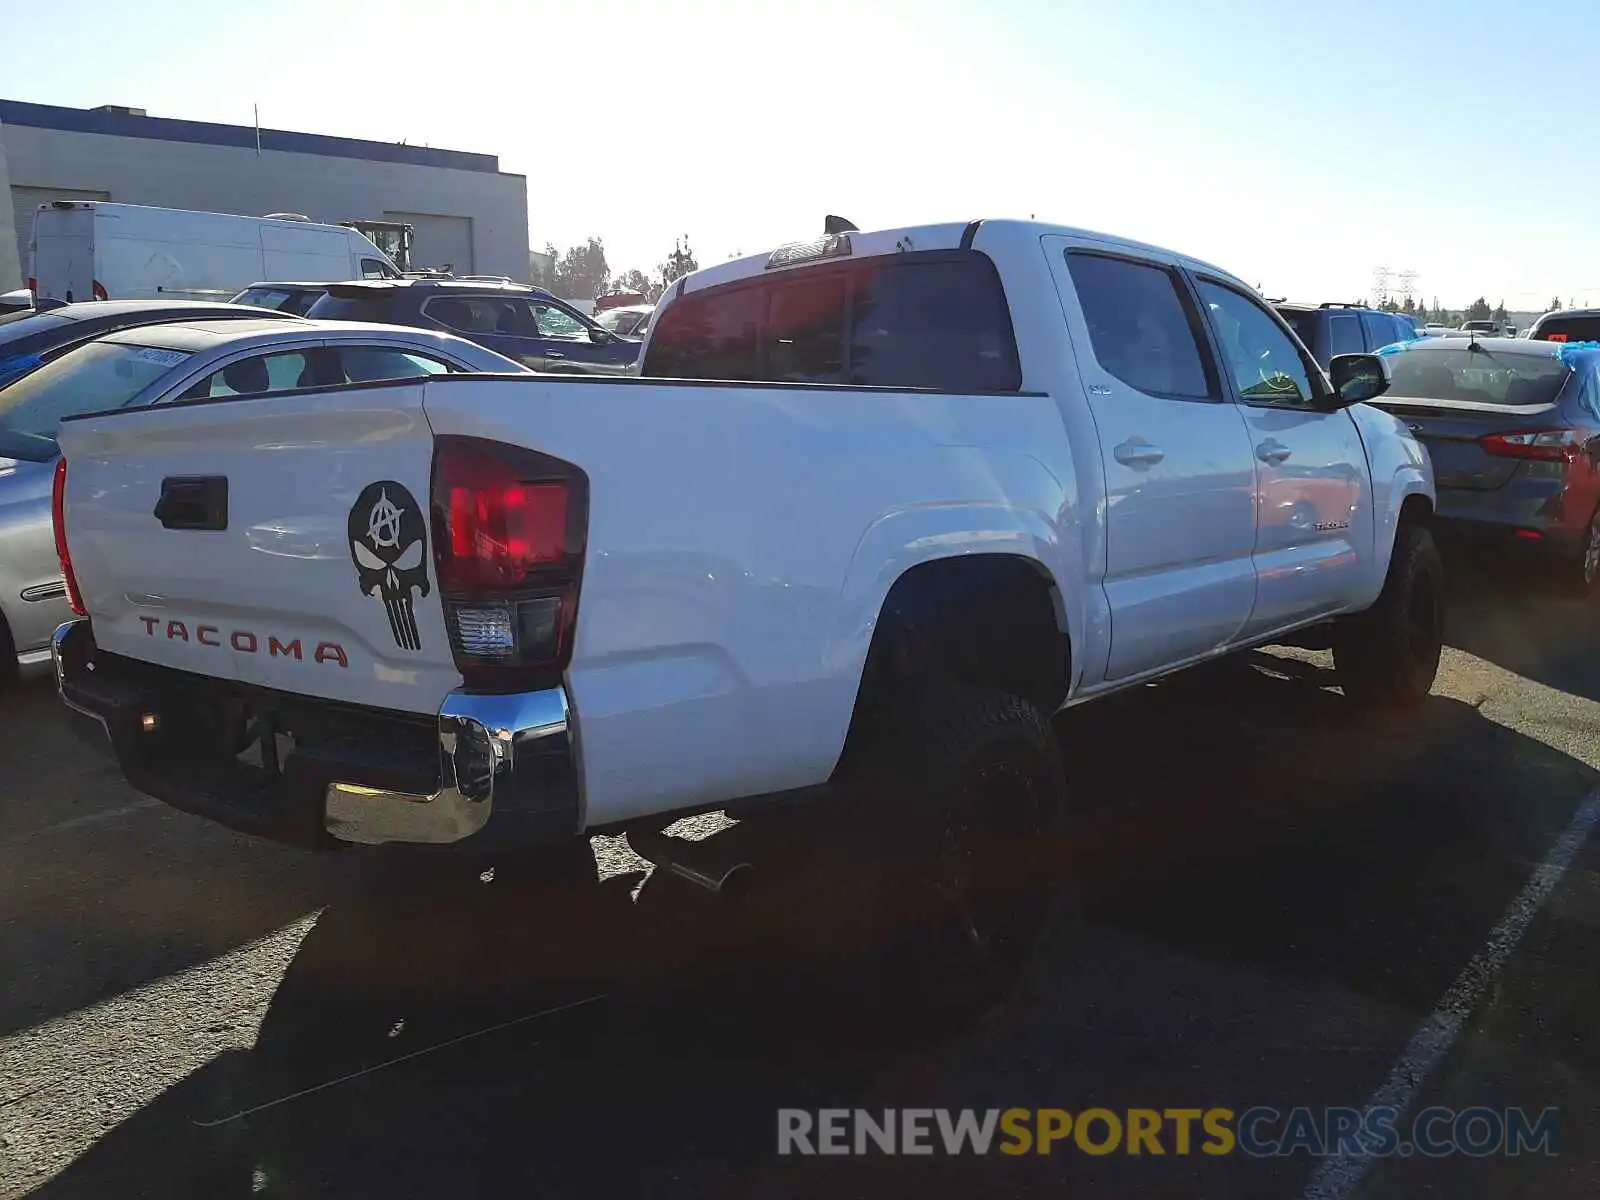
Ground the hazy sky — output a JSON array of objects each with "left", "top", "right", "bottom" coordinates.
[{"left": 3, "top": 0, "right": 1595, "bottom": 307}]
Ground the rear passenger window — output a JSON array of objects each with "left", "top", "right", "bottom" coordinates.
[
  {"left": 1328, "top": 315, "right": 1363, "bottom": 358},
  {"left": 849, "top": 258, "right": 1019, "bottom": 391},
  {"left": 642, "top": 251, "right": 1020, "bottom": 391},
  {"left": 178, "top": 351, "right": 319, "bottom": 399},
  {"left": 1065, "top": 253, "right": 1215, "bottom": 400},
  {"left": 645, "top": 286, "right": 763, "bottom": 380},
  {"left": 337, "top": 347, "right": 454, "bottom": 383},
  {"left": 768, "top": 275, "right": 847, "bottom": 382},
  {"left": 361, "top": 258, "right": 393, "bottom": 280}
]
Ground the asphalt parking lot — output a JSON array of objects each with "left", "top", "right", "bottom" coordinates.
[{"left": 2, "top": 555, "right": 1598, "bottom": 1199}]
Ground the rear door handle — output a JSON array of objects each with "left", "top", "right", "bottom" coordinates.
[
  {"left": 154, "top": 476, "right": 228, "bottom": 530},
  {"left": 544, "top": 350, "right": 566, "bottom": 359},
  {"left": 1113, "top": 439, "right": 1165, "bottom": 467},
  {"left": 1256, "top": 440, "right": 1292, "bottom": 465}
]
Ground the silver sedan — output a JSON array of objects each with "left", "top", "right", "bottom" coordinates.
[{"left": 0, "top": 319, "right": 528, "bottom": 679}]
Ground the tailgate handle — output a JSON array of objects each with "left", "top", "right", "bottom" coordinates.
[{"left": 154, "top": 476, "right": 228, "bottom": 531}]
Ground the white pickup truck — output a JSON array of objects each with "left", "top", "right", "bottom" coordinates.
[{"left": 51, "top": 219, "right": 1441, "bottom": 1012}]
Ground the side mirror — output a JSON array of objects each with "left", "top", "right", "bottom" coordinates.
[
  {"left": 589, "top": 327, "right": 612, "bottom": 345},
  {"left": 1328, "top": 352, "right": 1391, "bottom": 407}
]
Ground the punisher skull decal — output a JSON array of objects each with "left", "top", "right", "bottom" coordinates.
[{"left": 348, "top": 481, "right": 430, "bottom": 651}]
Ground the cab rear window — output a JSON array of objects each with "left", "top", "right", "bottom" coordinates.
[
  {"left": 642, "top": 251, "right": 1022, "bottom": 391},
  {"left": 1531, "top": 316, "right": 1600, "bottom": 344}
]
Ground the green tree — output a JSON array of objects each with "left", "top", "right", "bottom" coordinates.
[
  {"left": 1380, "top": 295, "right": 1400, "bottom": 313},
  {"left": 1550, "top": 294, "right": 1564, "bottom": 312},
  {"left": 1401, "top": 295, "right": 1416, "bottom": 315},
  {"left": 611, "top": 267, "right": 651, "bottom": 298},
  {"left": 1492, "top": 299, "right": 1508, "bottom": 323},
  {"left": 1465, "top": 296, "right": 1492, "bottom": 321},
  {"left": 656, "top": 236, "right": 699, "bottom": 296},
  {"left": 551, "top": 237, "right": 610, "bottom": 301}
]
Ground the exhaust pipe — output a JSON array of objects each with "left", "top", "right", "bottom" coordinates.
[{"left": 626, "top": 827, "right": 753, "bottom": 896}]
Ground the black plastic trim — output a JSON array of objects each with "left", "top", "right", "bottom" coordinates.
[{"left": 959, "top": 220, "right": 983, "bottom": 250}]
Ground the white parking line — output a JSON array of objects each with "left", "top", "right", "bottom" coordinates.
[
  {"left": 1302, "top": 783, "right": 1600, "bottom": 1200},
  {"left": 2, "top": 799, "right": 163, "bottom": 845}
]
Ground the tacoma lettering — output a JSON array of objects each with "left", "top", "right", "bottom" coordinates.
[{"left": 136, "top": 620, "right": 344, "bottom": 668}]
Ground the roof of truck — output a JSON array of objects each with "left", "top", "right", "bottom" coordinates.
[{"left": 676, "top": 218, "right": 1247, "bottom": 297}]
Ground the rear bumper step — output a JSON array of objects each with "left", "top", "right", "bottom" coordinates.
[{"left": 52, "top": 620, "right": 580, "bottom": 851}]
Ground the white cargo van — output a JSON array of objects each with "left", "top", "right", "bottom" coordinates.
[{"left": 28, "top": 203, "right": 399, "bottom": 304}]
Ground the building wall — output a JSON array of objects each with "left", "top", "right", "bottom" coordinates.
[
  {"left": 1, "top": 112, "right": 528, "bottom": 282},
  {"left": 0, "top": 121, "right": 20, "bottom": 290}
]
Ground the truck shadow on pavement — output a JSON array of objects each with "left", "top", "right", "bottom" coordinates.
[
  {"left": 28, "top": 648, "right": 1597, "bottom": 1198},
  {"left": 1436, "top": 547, "right": 1600, "bottom": 704}
]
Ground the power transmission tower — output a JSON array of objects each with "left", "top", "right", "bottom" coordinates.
[
  {"left": 1372, "top": 266, "right": 1391, "bottom": 307},
  {"left": 1395, "top": 269, "right": 1419, "bottom": 304}
]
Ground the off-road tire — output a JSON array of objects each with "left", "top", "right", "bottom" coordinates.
[
  {"left": 1334, "top": 521, "right": 1444, "bottom": 709},
  {"left": 823, "top": 685, "right": 1070, "bottom": 1031}
]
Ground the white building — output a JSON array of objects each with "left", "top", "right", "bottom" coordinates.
[{"left": 0, "top": 99, "right": 529, "bottom": 290}]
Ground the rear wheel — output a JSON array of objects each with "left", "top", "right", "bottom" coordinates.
[
  {"left": 1334, "top": 522, "right": 1444, "bottom": 709},
  {"left": 817, "top": 686, "right": 1070, "bottom": 1030}
]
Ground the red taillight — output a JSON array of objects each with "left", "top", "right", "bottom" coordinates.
[
  {"left": 1544, "top": 333, "right": 1570, "bottom": 343},
  {"left": 26, "top": 277, "right": 36, "bottom": 295},
  {"left": 51, "top": 458, "right": 87, "bottom": 616},
  {"left": 431, "top": 436, "right": 587, "bottom": 690},
  {"left": 91, "top": 280, "right": 108, "bottom": 302},
  {"left": 1481, "top": 428, "right": 1580, "bottom": 463}
]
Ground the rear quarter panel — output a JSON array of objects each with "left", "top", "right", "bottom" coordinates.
[
  {"left": 1348, "top": 400, "right": 1435, "bottom": 607},
  {"left": 421, "top": 375, "right": 1080, "bottom": 828}
]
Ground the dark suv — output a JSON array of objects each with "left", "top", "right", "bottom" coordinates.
[
  {"left": 305, "top": 279, "right": 640, "bottom": 374},
  {"left": 1274, "top": 302, "right": 1419, "bottom": 371}
]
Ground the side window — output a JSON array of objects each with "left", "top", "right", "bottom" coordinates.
[
  {"left": 768, "top": 274, "right": 846, "bottom": 382},
  {"left": 1328, "top": 315, "right": 1364, "bottom": 358},
  {"left": 337, "top": 346, "right": 455, "bottom": 383},
  {"left": 1065, "top": 253, "right": 1215, "bottom": 400},
  {"left": 428, "top": 297, "right": 533, "bottom": 337},
  {"left": 178, "top": 350, "right": 321, "bottom": 399},
  {"left": 642, "top": 286, "right": 763, "bottom": 380},
  {"left": 360, "top": 259, "right": 391, "bottom": 280},
  {"left": 532, "top": 302, "right": 589, "bottom": 340},
  {"left": 1196, "top": 281, "right": 1319, "bottom": 409},
  {"left": 1360, "top": 311, "right": 1397, "bottom": 352},
  {"left": 849, "top": 256, "right": 1021, "bottom": 391}
]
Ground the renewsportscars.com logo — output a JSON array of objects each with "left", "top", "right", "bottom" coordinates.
[{"left": 777, "top": 1106, "right": 1559, "bottom": 1159}]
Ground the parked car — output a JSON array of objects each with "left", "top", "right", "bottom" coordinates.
[
  {"left": 1367, "top": 336, "right": 1600, "bottom": 593},
  {"left": 306, "top": 279, "right": 641, "bottom": 374},
  {"left": 0, "top": 289, "right": 31, "bottom": 315},
  {"left": 0, "top": 299, "right": 302, "bottom": 389},
  {"left": 28, "top": 202, "right": 399, "bottom": 304},
  {"left": 1274, "top": 302, "right": 1418, "bottom": 370},
  {"left": 1423, "top": 323, "right": 1454, "bottom": 337},
  {"left": 229, "top": 281, "right": 330, "bottom": 316},
  {"left": 1, "top": 318, "right": 522, "bottom": 679},
  {"left": 595, "top": 303, "right": 654, "bottom": 337},
  {"left": 1524, "top": 308, "right": 1600, "bottom": 344},
  {"left": 1460, "top": 319, "right": 1508, "bottom": 337},
  {"left": 50, "top": 218, "right": 1439, "bottom": 1019}
]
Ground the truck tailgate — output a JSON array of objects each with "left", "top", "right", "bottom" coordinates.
[{"left": 56, "top": 383, "right": 461, "bottom": 715}]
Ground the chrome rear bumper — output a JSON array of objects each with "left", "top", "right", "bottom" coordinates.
[{"left": 53, "top": 620, "right": 581, "bottom": 850}]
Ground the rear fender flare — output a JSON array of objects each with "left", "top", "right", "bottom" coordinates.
[{"left": 831, "top": 501, "right": 1081, "bottom": 701}]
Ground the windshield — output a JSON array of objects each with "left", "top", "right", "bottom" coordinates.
[
  {"left": 0, "top": 341, "right": 191, "bottom": 460},
  {"left": 1383, "top": 346, "right": 1571, "bottom": 406}
]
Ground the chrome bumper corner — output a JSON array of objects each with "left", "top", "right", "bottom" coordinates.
[{"left": 323, "top": 687, "right": 580, "bottom": 848}]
